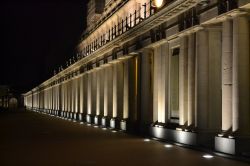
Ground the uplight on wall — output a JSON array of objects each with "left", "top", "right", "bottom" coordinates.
[{"left": 152, "top": 0, "right": 166, "bottom": 8}]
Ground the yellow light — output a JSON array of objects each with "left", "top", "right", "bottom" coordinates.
[{"left": 152, "top": 0, "right": 165, "bottom": 8}]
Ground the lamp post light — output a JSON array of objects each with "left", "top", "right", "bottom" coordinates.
[{"left": 152, "top": 0, "right": 166, "bottom": 8}]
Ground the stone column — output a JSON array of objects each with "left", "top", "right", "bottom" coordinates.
[
  {"left": 79, "top": 76, "right": 83, "bottom": 114},
  {"left": 71, "top": 79, "right": 75, "bottom": 115},
  {"left": 70, "top": 80, "right": 72, "bottom": 114},
  {"left": 57, "top": 85, "right": 60, "bottom": 111},
  {"left": 87, "top": 73, "right": 92, "bottom": 115},
  {"left": 63, "top": 82, "right": 66, "bottom": 112},
  {"left": 196, "top": 29, "right": 209, "bottom": 130},
  {"left": 128, "top": 57, "right": 137, "bottom": 122},
  {"left": 90, "top": 71, "right": 97, "bottom": 118},
  {"left": 123, "top": 60, "right": 129, "bottom": 119},
  {"left": 232, "top": 16, "right": 250, "bottom": 135},
  {"left": 77, "top": 77, "right": 81, "bottom": 114},
  {"left": 57, "top": 85, "right": 59, "bottom": 114},
  {"left": 196, "top": 27, "right": 222, "bottom": 131},
  {"left": 179, "top": 35, "right": 188, "bottom": 126},
  {"left": 222, "top": 19, "right": 233, "bottom": 132},
  {"left": 112, "top": 62, "right": 124, "bottom": 118},
  {"left": 153, "top": 43, "right": 168, "bottom": 123},
  {"left": 67, "top": 81, "right": 71, "bottom": 114},
  {"left": 153, "top": 47, "right": 159, "bottom": 123},
  {"left": 208, "top": 27, "right": 222, "bottom": 131},
  {"left": 46, "top": 89, "right": 48, "bottom": 110},
  {"left": 113, "top": 64, "right": 118, "bottom": 118},
  {"left": 187, "top": 33, "right": 195, "bottom": 127},
  {"left": 61, "top": 83, "right": 64, "bottom": 112},
  {"left": 83, "top": 74, "right": 88, "bottom": 116},
  {"left": 75, "top": 77, "right": 79, "bottom": 113},
  {"left": 49, "top": 88, "right": 51, "bottom": 110},
  {"left": 104, "top": 65, "right": 113, "bottom": 117},
  {"left": 54, "top": 86, "right": 56, "bottom": 111},
  {"left": 50, "top": 88, "right": 52, "bottom": 110},
  {"left": 96, "top": 69, "right": 104, "bottom": 116}
]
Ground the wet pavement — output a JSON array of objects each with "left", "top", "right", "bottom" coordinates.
[{"left": 0, "top": 109, "right": 249, "bottom": 166}]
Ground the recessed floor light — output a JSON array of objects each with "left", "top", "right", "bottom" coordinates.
[
  {"left": 203, "top": 154, "right": 214, "bottom": 159},
  {"left": 164, "top": 144, "right": 173, "bottom": 148},
  {"left": 144, "top": 139, "right": 150, "bottom": 142},
  {"left": 112, "top": 130, "right": 117, "bottom": 133}
]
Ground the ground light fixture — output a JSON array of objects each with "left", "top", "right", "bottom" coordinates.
[
  {"left": 144, "top": 138, "right": 151, "bottom": 142},
  {"left": 164, "top": 144, "right": 173, "bottom": 148},
  {"left": 151, "top": 0, "right": 166, "bottom": 8},
  {"left": 202, "top": 154, "right": 214, "bottom": 159},
  {"left": 112, "top": 130, "right": 117, "bottom": 133}
]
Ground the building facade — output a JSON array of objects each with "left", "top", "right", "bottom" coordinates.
[
  {"left": 0, "top": 85, "right": 20, "bottom": 109},
  {"left": 24, "top": 0, "right": 250, "bottom": 156}
]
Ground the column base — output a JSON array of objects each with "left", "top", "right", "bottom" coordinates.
[
  {"left": 149, "top": 124, "right": 197, "bottom": 146},
  {"left": 215, "top": 135, "right": 250, "bottom": 155},
  {"left": 73, "top": 112, "right": 78, "bottom": 120},
  {"left": 65, "top": 111, "right": 68, "bottom": 118},
  {"left": 110, "top": 118, "right": 120, "bottom": 129},
  {"left": 94, "top": 115, "right": 102, "bottom": 125},
  {"left": 101, "top": 116, "right": 110, "bottom": 127},
  {"left": 86, "top": 114, "right": 93, "bottom": 124},
  {"left": 61, "top": 111, "right": 64, "bottom": 117},
  {"left": 78, "top": 113, "right": 85, "bottom": 121},
  {"left": 120, "top": 119, "right": 127, "bottom": 131},
  {"left": 57, "top": 110, "right": 61, "bottom": 116}
]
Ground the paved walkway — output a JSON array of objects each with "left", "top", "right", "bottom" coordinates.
[{"left": 0, "top": 110, "right": 249, "bottom": 166}]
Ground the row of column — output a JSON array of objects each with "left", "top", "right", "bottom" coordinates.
[
  {"left": 27, "top": 57, "right": 138, "bottom": 128},
  {"left": 24, "top": 15, "right": 249, "bottom": 136},
  {"left": 151, "top": 15, "right": 250, "bottom": 136}
]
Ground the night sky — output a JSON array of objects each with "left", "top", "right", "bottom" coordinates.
[{"left": 0, "top": 0, "right": 87, "bottom": 93}]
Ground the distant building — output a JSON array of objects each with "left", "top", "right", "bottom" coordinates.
[
  {"left": 24, "top": 0, "right": 250, "bottom": 156},
  {"left": 0, "top": 85, "right": 20, "bottom": 109}
]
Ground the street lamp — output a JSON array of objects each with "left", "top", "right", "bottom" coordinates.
[{"left": 152, "top": 0, "right": 166, "bottom": 8}]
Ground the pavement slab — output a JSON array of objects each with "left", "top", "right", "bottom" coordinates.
[{"left": 0, "top": 110, "right": 249, "bottom": 166}]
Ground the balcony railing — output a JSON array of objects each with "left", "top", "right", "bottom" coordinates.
[
  {"left": 59, "top": 0, "right": 239, "bottom": 75},
  {"left": 65, "top": 0, "right": 176, "bottom": 68}
]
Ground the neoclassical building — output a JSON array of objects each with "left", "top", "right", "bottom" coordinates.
[{"left": 24, "top": 0, "right": 250, "bottom": 156}]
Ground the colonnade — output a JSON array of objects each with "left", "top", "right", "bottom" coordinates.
[
  {"left": 24, "top": 15, "right": 250, "bottom": 135},
  {"left": 25, "top": 57, "right": 138, "bottom": 130},
  {"left": 24, "top": 14, "right": 250, "bottom": 154}
]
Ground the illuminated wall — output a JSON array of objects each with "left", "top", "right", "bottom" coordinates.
[{"left": 23, "top": 0, "right": 250, "bottom": 155}]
